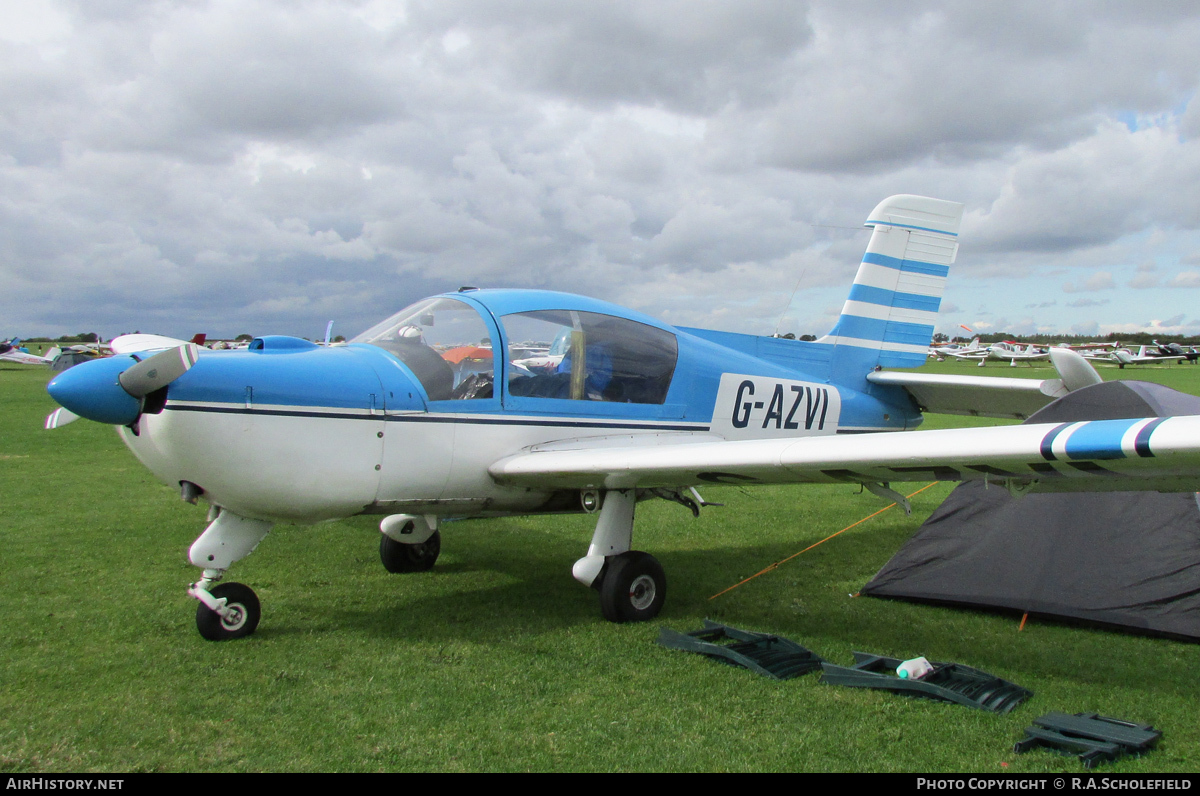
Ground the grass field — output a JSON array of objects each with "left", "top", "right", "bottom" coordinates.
[{"left": 2, "top": 357, "right": 1199, "bottom": 772}]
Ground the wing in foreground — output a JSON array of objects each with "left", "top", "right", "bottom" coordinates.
[{"left": 489, "top": 416, "right": 1200, "bottom": 495}]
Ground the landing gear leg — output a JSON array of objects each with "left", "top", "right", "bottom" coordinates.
[
  {"left": 572, "top": 490, "right": 667, "bottom": 623},
  {"left": 186, "top": 509, "right": 273, "bottom": 641}
]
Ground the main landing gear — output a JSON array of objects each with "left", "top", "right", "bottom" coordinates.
[
  {"left": 573, "top": 489, "right": 667, "bottom": 623},
  {"left": 598, "top": 550, "right": 666, "bottom": 622},
  {"left": 376, "top": 494, "right": 669, "bottom": 623},
  {"left": 378, "top": 514, "right": 441, "bottom": 572}
]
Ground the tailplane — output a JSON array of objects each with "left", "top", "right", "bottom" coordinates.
[{"left": 816, "top": 195, "right": 963, "bottom": 369}]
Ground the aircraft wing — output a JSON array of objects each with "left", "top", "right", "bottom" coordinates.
[{"left": 489, "top": 416, "right": 1200, "bottom": 495}]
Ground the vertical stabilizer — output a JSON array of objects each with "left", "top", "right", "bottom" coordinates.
[{"left": 817, "top": 195, "right": 963, "bottom": 369}]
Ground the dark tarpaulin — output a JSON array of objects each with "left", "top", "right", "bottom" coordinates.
[{"left": 862, "top": 380, "right": 1200, "bottom": 640}]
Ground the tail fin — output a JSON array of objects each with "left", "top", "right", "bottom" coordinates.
[{"left": 816, "top": 195, "right": 963, "bottom": 369}]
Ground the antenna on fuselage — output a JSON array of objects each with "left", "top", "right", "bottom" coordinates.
[{"left": 772, "top": 269, "right": 806, "bottom": 338}]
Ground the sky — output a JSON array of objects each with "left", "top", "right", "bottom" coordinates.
[{"left": 4, "top": 1, "right": 1200, "bottom": 343}]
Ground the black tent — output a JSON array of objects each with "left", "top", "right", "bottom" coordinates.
[
  {"left": 862, "top": 380, "right": 1200, "bottom": 640},
  {"left": 51, "top": 352, "right": 100, "bottom": 372}
]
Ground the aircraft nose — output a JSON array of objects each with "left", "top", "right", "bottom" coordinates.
[{"left": 47, "top": 355, "right": 143, "bottom": 425}]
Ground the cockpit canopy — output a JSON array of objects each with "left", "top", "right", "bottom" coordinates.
[
  {"left": 353, "top": 293, "right": 679, "bottom": 405},
  {"left": 500, "top": 309, "right": 677, "bottom": 404}
]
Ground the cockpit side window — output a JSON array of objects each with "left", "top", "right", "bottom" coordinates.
[
  {"left": 501, "top": 310, "right": 678, "bottom": 404},
  {"left": 352, "top": 298, "right": 495, "bottom": 401}
]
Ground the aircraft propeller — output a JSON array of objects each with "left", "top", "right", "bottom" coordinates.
[{"left": 46, "top": 342, "right": 200, "bottom": 427}]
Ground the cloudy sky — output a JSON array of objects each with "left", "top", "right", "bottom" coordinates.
[{"left": 4, "top": 1, "right": 1200, "bottom": 343}]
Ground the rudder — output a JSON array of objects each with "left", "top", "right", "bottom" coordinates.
[{"left": 817, "top": 195, "right": 963, "bottom": 369}]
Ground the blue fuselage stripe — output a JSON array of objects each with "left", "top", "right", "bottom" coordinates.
[
  {"left": 861, "top": 252, "right": 951, "bottom": 278},
  {"left": 847, "top": 284, "right": 942, "bottom": 313},
  {"left": 1062, "top": 419, "right": 1141, "bottom": 460}
]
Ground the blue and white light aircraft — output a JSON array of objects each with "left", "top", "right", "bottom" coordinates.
[{"left": 44, "top": 195, "right": 1200, "bottom": 640}]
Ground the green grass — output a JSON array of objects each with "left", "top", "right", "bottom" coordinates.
[{"left": 2, "top": 358, "right": 1199, "bottom": 772}]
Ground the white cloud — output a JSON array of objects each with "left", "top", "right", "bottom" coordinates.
[
  {"left": 1168, "top": 271, "right": 1200, "bottom": 288},
  {"left": 6, "top": 2, "right": 1200, "bottom": 340},
  {"left": 1063, "top": 271, "right": 1115, "bottom": 293}
]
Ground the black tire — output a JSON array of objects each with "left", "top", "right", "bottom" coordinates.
[
  {"left": 598, "top": 551, "right": 666, "bottom": 623},
  {"left": 380, "top": 530, "right": 441, "bottom": 573},
  {"left": 195, "top": 582, "right": 261, "bottom": 641}
]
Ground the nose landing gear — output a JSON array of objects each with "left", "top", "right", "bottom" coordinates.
[
  {"left": 186, "top": 509, "right": 273, "bottom": 641},
  {"left": 194, "top": 581, "right": 261, "bottom": 641}
]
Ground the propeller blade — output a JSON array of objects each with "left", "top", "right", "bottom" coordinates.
[
  {"left": 118, "top": 343, "right": 200, "bottom": 399},
  {"left": 45, "top": 407, "right": 80, "bottom": 429}
]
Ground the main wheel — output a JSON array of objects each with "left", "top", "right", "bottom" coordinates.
[
  {"left": 599, "top": 551, "right": 666, "bottom": 623},
  {"left": 195, "top": 582, "right": 261, "bottom": 641},
  {"left": 380, "top": 530, "right": 441, "bottom": 573}
]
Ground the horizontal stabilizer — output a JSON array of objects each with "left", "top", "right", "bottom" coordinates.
[
  {"left": 867, "top": 371, "right": 1064, "bottom": 420},
  {"left": 817, "top": 195, "right": 964, "bottom": 369},
  {"left": 868, "top": 348, "right": 1103, "bottom": 419}
]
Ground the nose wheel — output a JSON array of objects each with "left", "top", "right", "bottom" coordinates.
[{"left": 194, "top": 582, "right": 261, "bottom": 641}]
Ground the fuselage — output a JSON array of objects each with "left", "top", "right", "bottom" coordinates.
[{"left": 107, "top": 289, "right": 920, "bottom": 524}]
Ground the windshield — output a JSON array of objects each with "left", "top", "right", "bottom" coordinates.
[{"left": 353, "top": 298, "right": 495, "bottom": 400}]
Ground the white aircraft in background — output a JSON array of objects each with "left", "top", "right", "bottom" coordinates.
[
  {"left": 983, "top": 342, "right": 1050, "bottom": 367},
  {"left": 0, "top": 339, "right": 59, "bottom": 365},
  {"left": 936, "top": 338, "right": 988, "bottom": 362},
  {"left": 929, "top": 337, "right": 982, "bottom": 360},
  {"left": 45, "top": 194, "right": 1200, "bottom": 643},
  {"left": 1109, "top": 343, "right": 1200, "bottom": 369}
]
